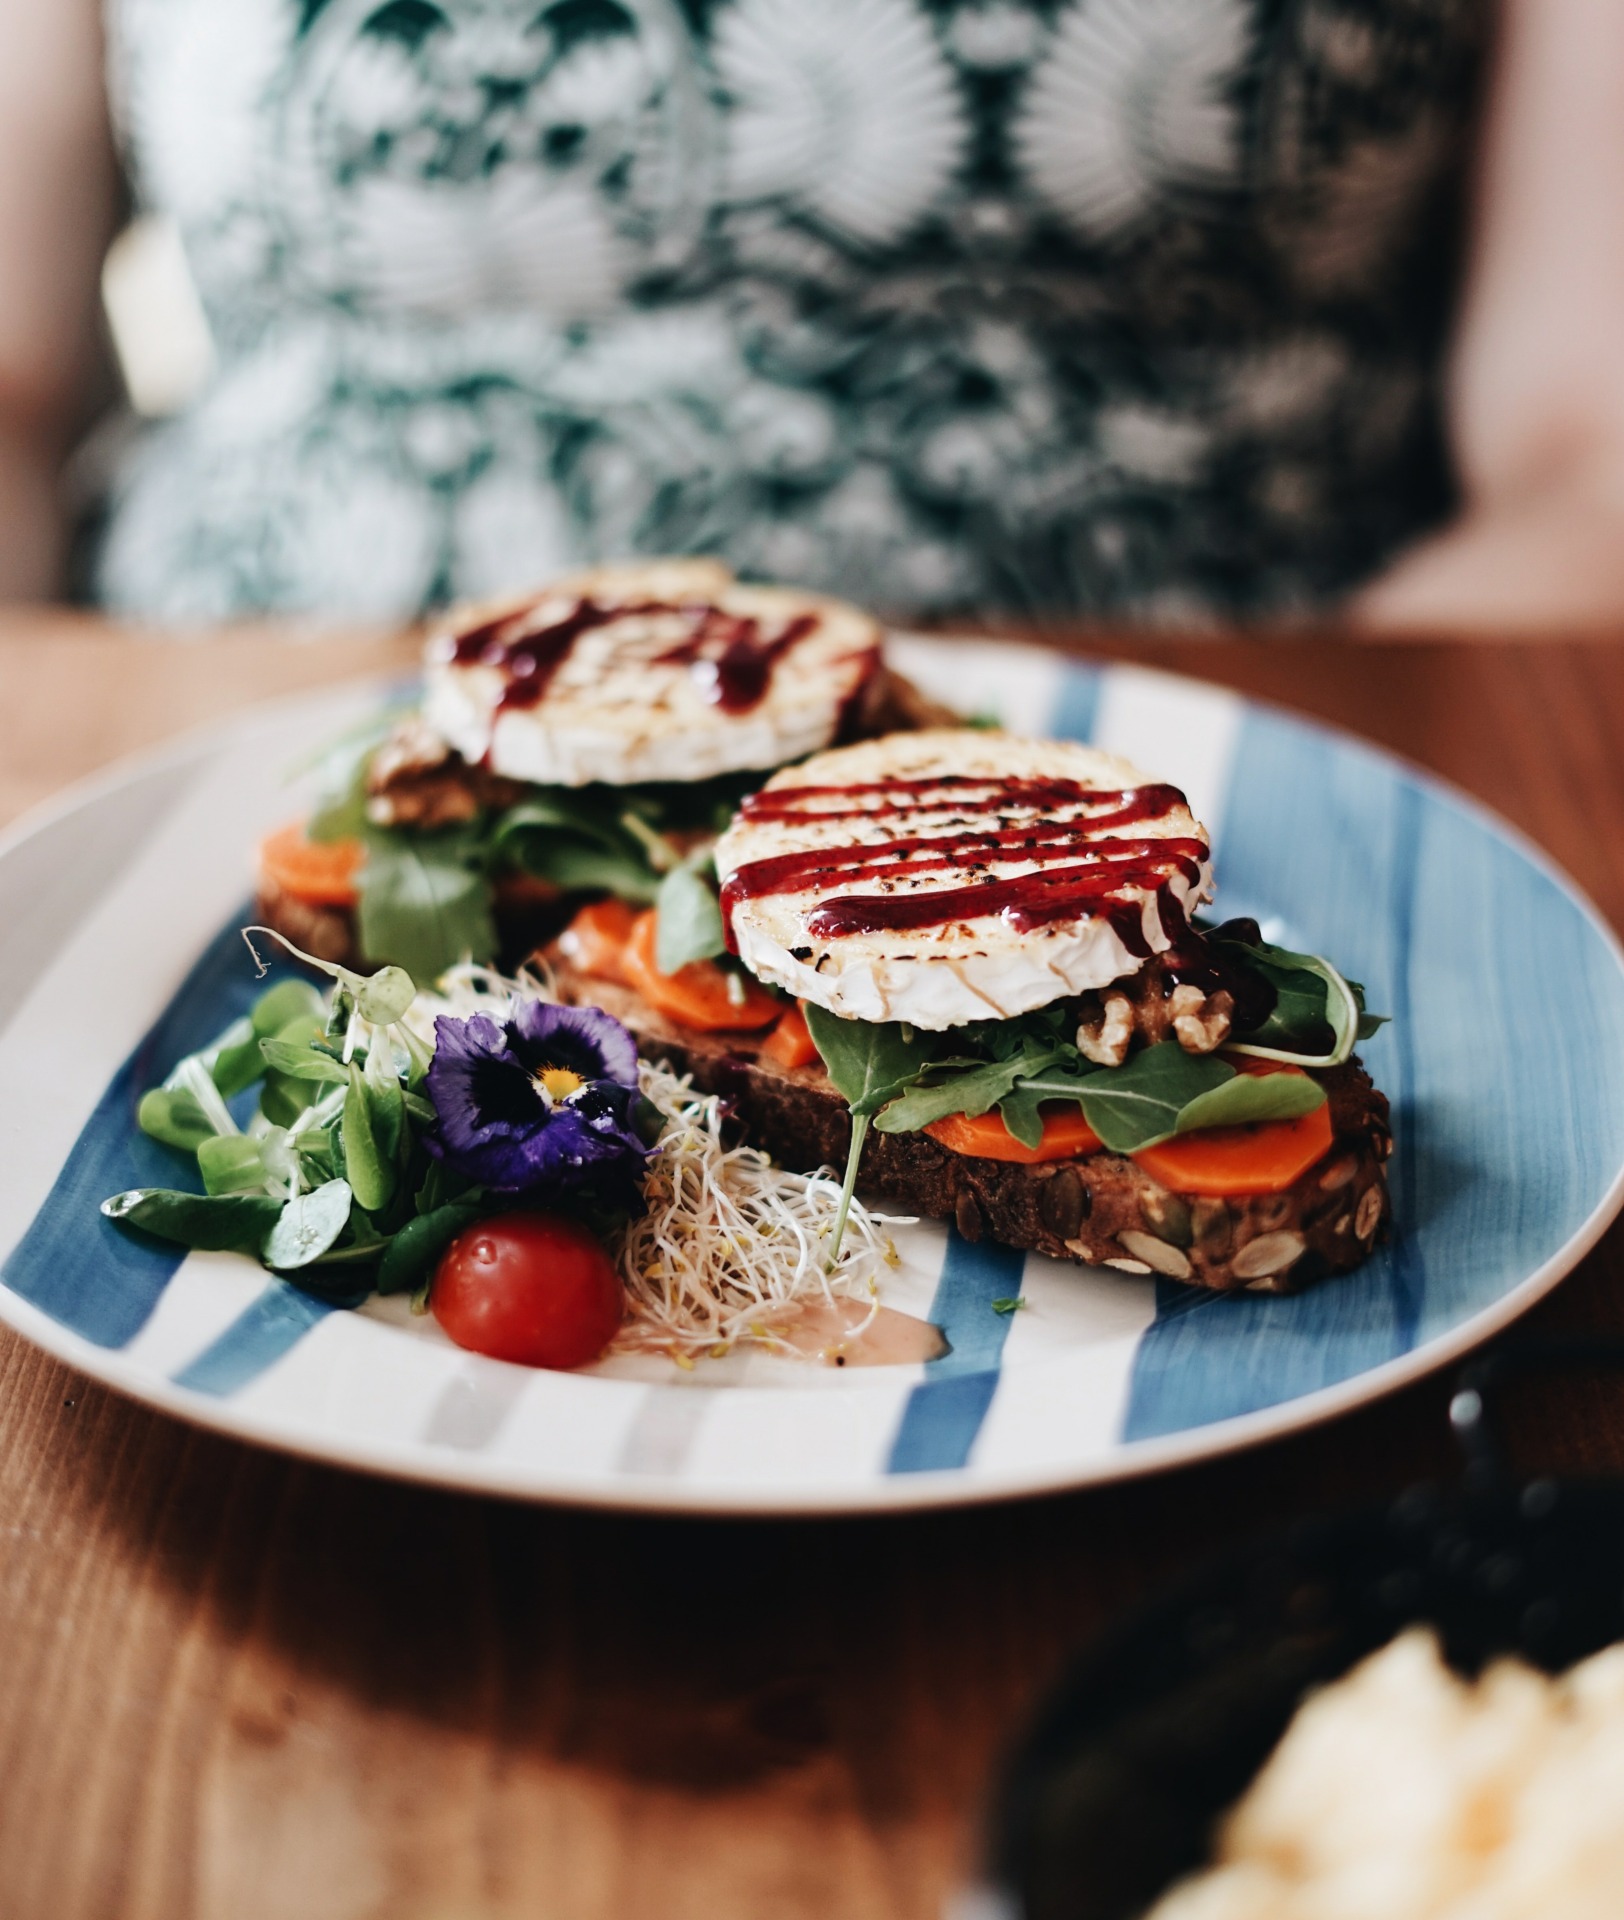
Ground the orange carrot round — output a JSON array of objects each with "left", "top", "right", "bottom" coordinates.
[
  {"left": 759, "top": 1002, "right": 818, "bottom": 1070},
  {"left": 621, "top": 909, "right": 782, "bottom": 1033},
  {"left": 926, "top": 1104, "right": 1103, "bottom": 1164},
  {"left": 258, "top": 821, "right": 364, "bottom": 909},
  {"left": 1132, "top": 1100, "right": 1334, "bottom": 1196},
  {"left": 557, "top": 898, "right": 638, "bottom": 985}
]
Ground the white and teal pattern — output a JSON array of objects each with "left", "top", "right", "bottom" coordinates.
[
  {"left": 92, "top": 0, "right": 1483, "bottom": 623},
  {"left": 4, "top": 639, "right": 1622, "bottom": 1512}
]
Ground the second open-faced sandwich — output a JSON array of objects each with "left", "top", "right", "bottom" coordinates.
[
  {"left": 256, "top": 558, "right": 953, "bottom": 982},
  {"left": 549, "top": 727, "right": 1393, "bottom": 1295}
]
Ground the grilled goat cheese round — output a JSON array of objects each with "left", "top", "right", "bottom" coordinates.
[
  {"left": 422, "top": 559, "right": 882, "bottom": 789},
  {"left": 714, "top": 730, "right": 1214, "bottom": 1029}
]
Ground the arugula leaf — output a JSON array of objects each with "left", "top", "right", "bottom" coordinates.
[
  {"left": 991, "top": 1297, "right": 1026, "bottom": 1315},
  {"left": 101, "top": 1189, "right": 283, "bottom": 1258},
  {"left": 1033, "top": 1045, "right": 1235, "bottom": 1153},
  {"left": 356, "top": 825, "right": 496, "bottom": 983},
  {"left": 655, "top": 853, "right": 726, "bottom": 972},
  {"left": 803, "top": 1006, "right": 936, "bottom": 1118},
  {"left": 1210, "top": 930, "right": 1377, "bottom": 1066},
  {"left": 874, "top": 1044, "right": 1065, "bottom": 1136},
  {"left": 1172, "top": 1069, "right": 1326, "bottom": 1135},
  {"left": 491, "top": 796, "right": 663, "bottom": 905}
]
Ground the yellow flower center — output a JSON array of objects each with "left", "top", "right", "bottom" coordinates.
[{"left": 536, "top": 1065, "right": 585, "bottom": 1103}]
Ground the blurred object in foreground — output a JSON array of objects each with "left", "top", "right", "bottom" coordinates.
[
  {"left": 100, "top": 214, "right": 213, "bottom": 418},
  {"left": 1146, "top": 1628, "right": 1624, "bottom": 1919}
]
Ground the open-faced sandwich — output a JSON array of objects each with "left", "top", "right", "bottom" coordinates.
[
  {"left": 547, "top": 728, "right": 1393, "bottom": 1295},
  {"left": 257, "top": 558, "right": 953, "bottom": 983}
]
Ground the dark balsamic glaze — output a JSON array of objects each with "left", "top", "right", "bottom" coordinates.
[
  {"left": 443, "top": 597, "right": 827, "bottom": 717},
  {"left": 654, "top": 610, "right": 821, "bottom": 713},
  {"left": 721, "top": 773, "right": 1204, "bottom": 949}
]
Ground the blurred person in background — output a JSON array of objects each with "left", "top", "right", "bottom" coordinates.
[{"left": 0, "top": 0, "right": 1620, "bottom": 633}]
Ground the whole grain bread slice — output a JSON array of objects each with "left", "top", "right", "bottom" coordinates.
[{"left": 544, "top": 959, "right": 1392, "bottom": 1295}]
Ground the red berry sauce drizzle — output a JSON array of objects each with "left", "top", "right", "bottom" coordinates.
[
  {"left": 720, "top": 775, "right": 1208, "bottom": 954},
  {"left": 439, "top": 597, "right": 833, "bottom": 716}
]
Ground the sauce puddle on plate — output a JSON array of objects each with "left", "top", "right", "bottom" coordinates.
[{"left": 770, "top": 1299, "right": 948, "bottom": 1368}]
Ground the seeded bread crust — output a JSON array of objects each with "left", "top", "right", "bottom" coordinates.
[{"left": 545, "top": 962, "right": 1392, "bottom": 1296}]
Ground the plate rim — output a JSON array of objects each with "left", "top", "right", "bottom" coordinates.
[{"left": 4, "top": 640, "right": 1623, "bottom": 1516}]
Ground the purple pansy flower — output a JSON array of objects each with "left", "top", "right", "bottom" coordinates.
[{"left": 426, "top": 1001, "right": 650, "bottom": 1203}]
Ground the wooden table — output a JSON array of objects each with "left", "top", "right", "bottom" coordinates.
[{"left": 5, "top": 612, "right": 1624, "bottom": 1920}]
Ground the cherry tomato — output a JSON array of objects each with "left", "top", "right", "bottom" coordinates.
[{"left": 431, "top": 1211, "right": 622, "bottom": 1370}]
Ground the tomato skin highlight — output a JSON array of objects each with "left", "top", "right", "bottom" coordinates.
[{"left": 432, "top": 1211, "right": 623, "bottom": 1369}]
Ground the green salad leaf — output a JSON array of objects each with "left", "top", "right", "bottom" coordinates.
[
  {"left": 490, "top": 793, "right": 666, "bottom": 905},
  {"left": 100, "top": 1189, "right": 284, "bottom": 1258},
  {"left": 375, "top": 1201, "right": 484, "bottom": 1297},
  {"left": 874, "top": 1042, "right": 1066, "bottom": 1137},
  {"left": 197, "top": 1134, "right": 270, "bottom": 1196},
  {"left": 802, "top": 1007, "right": 936, "bottom": 1118},
  {"left": 655, "top": 852, "right": 727, "bottom": 972},
  {"left": 136, "top": 1086, "right": 218, "bottom": 1153},
  {"left": 264, "top": 1180, "right": 354, "bottom": 1270},
  {"left": 1207, "top": 924, "right": 1386, "bottom": 1066},
  {"left": 355, "top": 826, "right": 496, "bottom": 984}
]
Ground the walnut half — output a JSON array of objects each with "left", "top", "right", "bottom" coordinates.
[
  {"left": 1168, "top": 984, "right": 1234, "bottom": 1054},
  {"left": 1076, "top": 991, "right": 1134, "bottom": 1066}
]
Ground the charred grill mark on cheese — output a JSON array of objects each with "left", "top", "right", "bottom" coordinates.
[
  {"left": 720, "top": 773, "right": 1203, "bottom": 947},
  {"left": 435, "top": 597, "right": 838, "bottom": 717}
]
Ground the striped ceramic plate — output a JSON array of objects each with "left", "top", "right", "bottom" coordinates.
[{"left": 4, "top": 639, "right": 1623, "bottom": 1513}]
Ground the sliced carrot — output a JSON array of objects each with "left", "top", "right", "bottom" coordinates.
[
  {"left": 759, "top": 1002, "right": 818, "bottom": 1071},
  {"left": 926, "top": 1104, "right": 1103, "bottom": 1165},
  {"left": 258, "top": 820, "right": 364, "bottom": 909},
  {"left": 1132, "top": 1100, "right": 1334, "bottom": 1196},
  {"left": 622, "top": 909, "right": 782, "bottom": 1033},
  {"left": 556, "top": 898, "right": 638, "bottom": 985}
]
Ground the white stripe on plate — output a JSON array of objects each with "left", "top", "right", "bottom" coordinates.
[
  {"left": 238, "top": 1299, "right": 652, "bottom": 1481},
  {"left": 0, "top": 687, "right": 385, "bottom": 1271},
  {"left": 120, "top": 1251, "right": 269, "bottom": 1375},
  {"left": 677, "top": 1377, "right": 919, "bottom": 1489},
  {"left": 969, "top": 1253, "right": 1158, "bottom": 1471},
  {"left": 886, "top": 633, "right": 1066, "bottom": 737},
  {"left": 1091, "top": 666, "right": 1243, "bottom": 850}
]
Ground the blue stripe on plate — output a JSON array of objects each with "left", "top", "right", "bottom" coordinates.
[
  {"left": 1, "top": 911, "right": 298, "bottom": 1350},
  {"left": 1123, "top": 712, "right": 1624, "bottom": 1441},
  {"left": 886, "top": 1234, "right": 1026, "bottom": 1474},
  {"left": 1124, "top": 709, "right": 1423, "bottom": 1437},
  {"left": 878, "top": 655, "right": 1099, "bottom": 1474},
  {"left": 171, "top": 1280, "right": 339, "bottom": 1396},
  {"left": 1049, "top": 660, "right": 1102, "bottom": 744}
]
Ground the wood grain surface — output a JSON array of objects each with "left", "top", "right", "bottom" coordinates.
[{"left": 5, "top": 613, "right": 1624, "bottom": 1920}]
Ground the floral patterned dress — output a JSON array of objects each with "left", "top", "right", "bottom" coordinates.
[{"left": 95, "top": 0, "right": 1485, "bottom": 624}]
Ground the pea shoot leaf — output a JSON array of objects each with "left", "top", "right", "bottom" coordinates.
[{"left": 101, "top": 1189, "right": 284, "bottom": 1258}]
